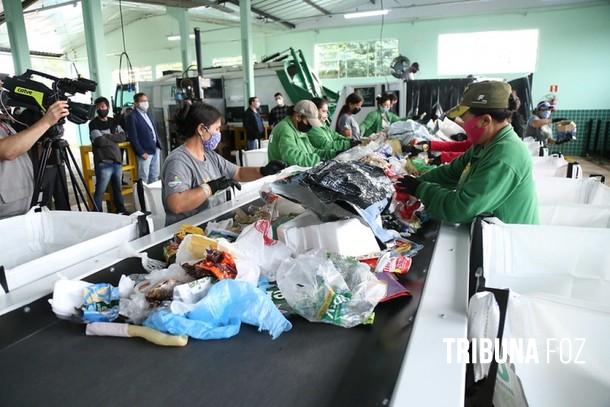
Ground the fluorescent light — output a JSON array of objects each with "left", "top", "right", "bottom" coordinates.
[
  {"left": 167, "top": 34, "right": 196, "bottom": 41},
  {"left": 344, "top": 9, "right": 389, "bottom": 19}
]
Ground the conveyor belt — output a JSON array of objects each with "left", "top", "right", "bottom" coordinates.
[{"left": 0, "top": 217, "right": 441, "bottom": 407}]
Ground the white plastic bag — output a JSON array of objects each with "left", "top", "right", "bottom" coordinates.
[
  {"left": 387, "top": 120, "right": 432, "bottom": 144},
  {"left": 232, "top": 220, "right": 292, "bottom": 281},
  {"left": 276, "top": 251, "right": 386, "bottom": 328}
]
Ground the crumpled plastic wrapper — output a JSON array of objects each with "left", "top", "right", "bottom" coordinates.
[{"left": 303, "top": 160, "right": 394, "bottom": 209}]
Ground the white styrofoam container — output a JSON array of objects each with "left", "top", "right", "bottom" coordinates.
[{"left": 277, "top": 210, "right": 380, "bottom": 257}]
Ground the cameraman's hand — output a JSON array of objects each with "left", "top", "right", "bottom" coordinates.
[{"left": 43, "top": 101, "right": 69, "bottom": 127}]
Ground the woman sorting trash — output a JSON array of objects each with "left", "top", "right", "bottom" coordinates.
[
  {"left": 360, "top": 93, "right": 401, "bottom": 138},
  {"left": 335, "top": 92, "right": 364, "bottom": 139},
  {"left": 307, "top": 97, "right": 359, "bottom": 158},
  {"left": 162, "top": 102, "right": 286, "bottom": 226},
  {"left": 396, "top": 81, "right": 539, "bottom": 225}
]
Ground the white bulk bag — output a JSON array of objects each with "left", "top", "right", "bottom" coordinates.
[
  {"left": 481, "top": 221, "right": 610, "bottom": 305},
  {"left": 0, "top": 207, "right": 140, "bottom": 292},
  {"left": 480, "top": 220, "right": 610, "bottom": 406},
  {"left": 535, "top": 176, "right": 603, "bottom": 205},
  {"left": 531, "top": 155, "right": 570, "bottom": 178},
  {"left": 504, "top": 292, "right": 610, "bottom": 407},
  {"left": 538, "top": 203, "right": 610, "bottom": 228}
]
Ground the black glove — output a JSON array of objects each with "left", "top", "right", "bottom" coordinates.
[
  {"left": 349, "top": 139, "right": 361, "bottom": 148},
  {"left": 396, "top": 175, "right": 421, "bottom": 196},
  {"left": 403, "top": 145, "right": 420, "bottom": 157},
  {"left": 416, "top": 141, "right": 430, "bottom": 151},
  {"left": 207, "top": 177, "right": 241, "bottom": 194},
  {"left": 428, "top": 151, "right": 442, "bottom": 166},
  {"left": 260, "top": 160, "right": 287, "bottom": 176},
  {"left": 552, "top": 117, "right": 568, "bottom": 123}
]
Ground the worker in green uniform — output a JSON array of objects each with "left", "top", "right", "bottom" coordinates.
[
  {"left": 360, "top": 93, "right": 401, "bottom": 137},
  {"left": 307, "top": 97, "right": 359, "bottom": 158},
  {"left": 396, "top": 81, "right": 539, "bottom": 225},
  {"left": 268, "top": 100, "right": 328, "bottom": 167}
]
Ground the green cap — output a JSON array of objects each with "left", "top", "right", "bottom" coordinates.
[{"left": 447, "top": 81, "right": 512, "bottom": 119}]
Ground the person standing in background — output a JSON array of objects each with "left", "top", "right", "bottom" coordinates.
[
  {"left": 269, "top": 92, "right": 289, "bottom": 128},
  {"left": 126, "top": 92, "right": 161, "bottom": 183},
  {"left": 89, "top": 97, "right": 127, "bottom": 213},
  {"left": 243, "top": 96, "right": 264, "bottom": 150},
  {"left": 335, "top": 93, "right": 364, "bottom": 140}
]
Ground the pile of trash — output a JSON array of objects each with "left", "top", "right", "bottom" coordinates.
[{"left": 49, "top": 137, "right": 434, "bottom": 347}]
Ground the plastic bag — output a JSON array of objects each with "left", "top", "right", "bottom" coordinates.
[
  {"left": 82, "top": 283, "right": 120, "bottom": 323},
  {"left": 303, "top": 160, "right": 394, "bottom": 209},
  {"left": 143, "top": 279, "right": 292, "bottom": 340},
  {"left": 388, "top": 120, "right": 432, "bottom": 145},
  {"left": 276, "top": 251, "right": 386, "bottom": 328},
  {"left": 232, "top": 220, "right": 293, "bottom": 281}
]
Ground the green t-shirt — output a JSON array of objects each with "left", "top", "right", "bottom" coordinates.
[
  {"left": 417, "top": 125, "right": 539, "bottom": 225},
  {"left": 268, "top": 117, "right": 323, "bottom": 167},
  {"left": 307, "top": 125, "right": 351, "bottom": 159}
]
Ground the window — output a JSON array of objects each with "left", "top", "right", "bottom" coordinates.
[
  {"left": 112, "top": 66, "right": 153, "bottom": 84},
  {"left": 314, "top": 39, "right": 399, "bottom": 79},
  {"left": 438, "top": 29, "right": 539, "bottom": 75},
  {"left": 156, "top": 62, "right": 183, "bottom": 78},
  {"left": 211, "top": 55, "right": 257, "bottom": 67}
]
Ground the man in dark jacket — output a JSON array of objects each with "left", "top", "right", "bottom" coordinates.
[
  {"left": 125, "top": 92, "right": 162, "bottom": 183},
  {"left": 242, "top": 96, "right": 264, "bottom": 150},
  {"left": 89, "top": 97, "right": 127, "bottom": 213}
]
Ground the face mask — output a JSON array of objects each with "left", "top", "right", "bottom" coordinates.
[
  {"left": 203, "top": 130, "right": 221, "bottom": 151},
  {"left": 382, "top": 107, "right": 390, "bottom": 113},
  {"left": 538, "top": 110, "right": 551, "bottom": 119},
  {"left": 462, "top": 116, "right": 486, "bottom": 144},
  {"left": 351, "top": 107, "right": 361, "bottom": 115},
  {"left": 138, "top": 101, "right": 149, "bottom": 112},
  {"left": 297, "top": 120, "right": 312, "bottom": 133},
  {"left": 97, "top": 109, "right": 109, "bottom": 118},
  {"left": 276, "top": 99, "right": 284, "bottom": 107}
]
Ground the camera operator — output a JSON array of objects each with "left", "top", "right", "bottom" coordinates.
[{"left": 0, "top": 100, "right": 69, "bottom": 219}]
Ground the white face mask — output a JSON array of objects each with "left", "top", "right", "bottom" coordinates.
[{"left": 138, "top": 101, "right": 149, "bottom": 112}]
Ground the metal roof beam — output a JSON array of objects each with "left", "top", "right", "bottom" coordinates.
[
  {"left": 225, "top": 0, "right": 295, "bottom": 29},
  {"left": 302, "top": 0, "right": 330, "bottom": 15}
]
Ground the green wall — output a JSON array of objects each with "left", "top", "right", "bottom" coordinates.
[{"left": 73, "top": 3, "right": 610, "bottom": 110}]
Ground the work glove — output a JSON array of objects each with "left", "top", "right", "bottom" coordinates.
[
  {"left": 414, "top": 140, "right": 430, "bottom": 151},
  {"left": 396, "top": 175, "right": 421, "bottom": 197},
  {"left": 260, "top": 160, "right": 287, "bottom": 176},
  {"left": 428, "top": 151, "right": 442, "bottom": 166},
  {"left": 207, "top": 177, "right": 241, "bottom": 195},
  {"left": 349, "top": 139, "right": 362, "bottom": 148}
]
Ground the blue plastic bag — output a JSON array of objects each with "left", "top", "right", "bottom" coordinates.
[
  {"left": 82, "top": 283, "right": 120, "bottom": 323},
  {"left": 143, "top": 279, "right": 292, "bottom": 340}
]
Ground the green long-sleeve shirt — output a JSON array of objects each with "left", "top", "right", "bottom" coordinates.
[
  {"left": 307, "top": 125, "right": 351, "bottom": 158},
  {"left": 268, "top": 117, "right": 323, "bottom": 167},
  {"left": 360, "top": 109, "right": 401, "bottom": 137},
  {"left": 416, "top": 125, "right": 539, "bottom": 225}
]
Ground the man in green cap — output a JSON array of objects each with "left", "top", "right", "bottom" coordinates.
[{"left": 396, "top": 80, "right": 539, "bottom": 225}]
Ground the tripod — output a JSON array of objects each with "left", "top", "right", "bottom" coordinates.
[{"left": 31, "top": 132, "right": 96, "bottom": 212}]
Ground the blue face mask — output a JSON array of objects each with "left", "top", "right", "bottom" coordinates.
[
  {"left": 203, "top": 130, "right": 221, "bottom": 151},
  {"left": 382, "top": 107, "right": 390, "bottom": 113},
  {"left": 538, "top": 110, "right": 551, "bottom": 119}
]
